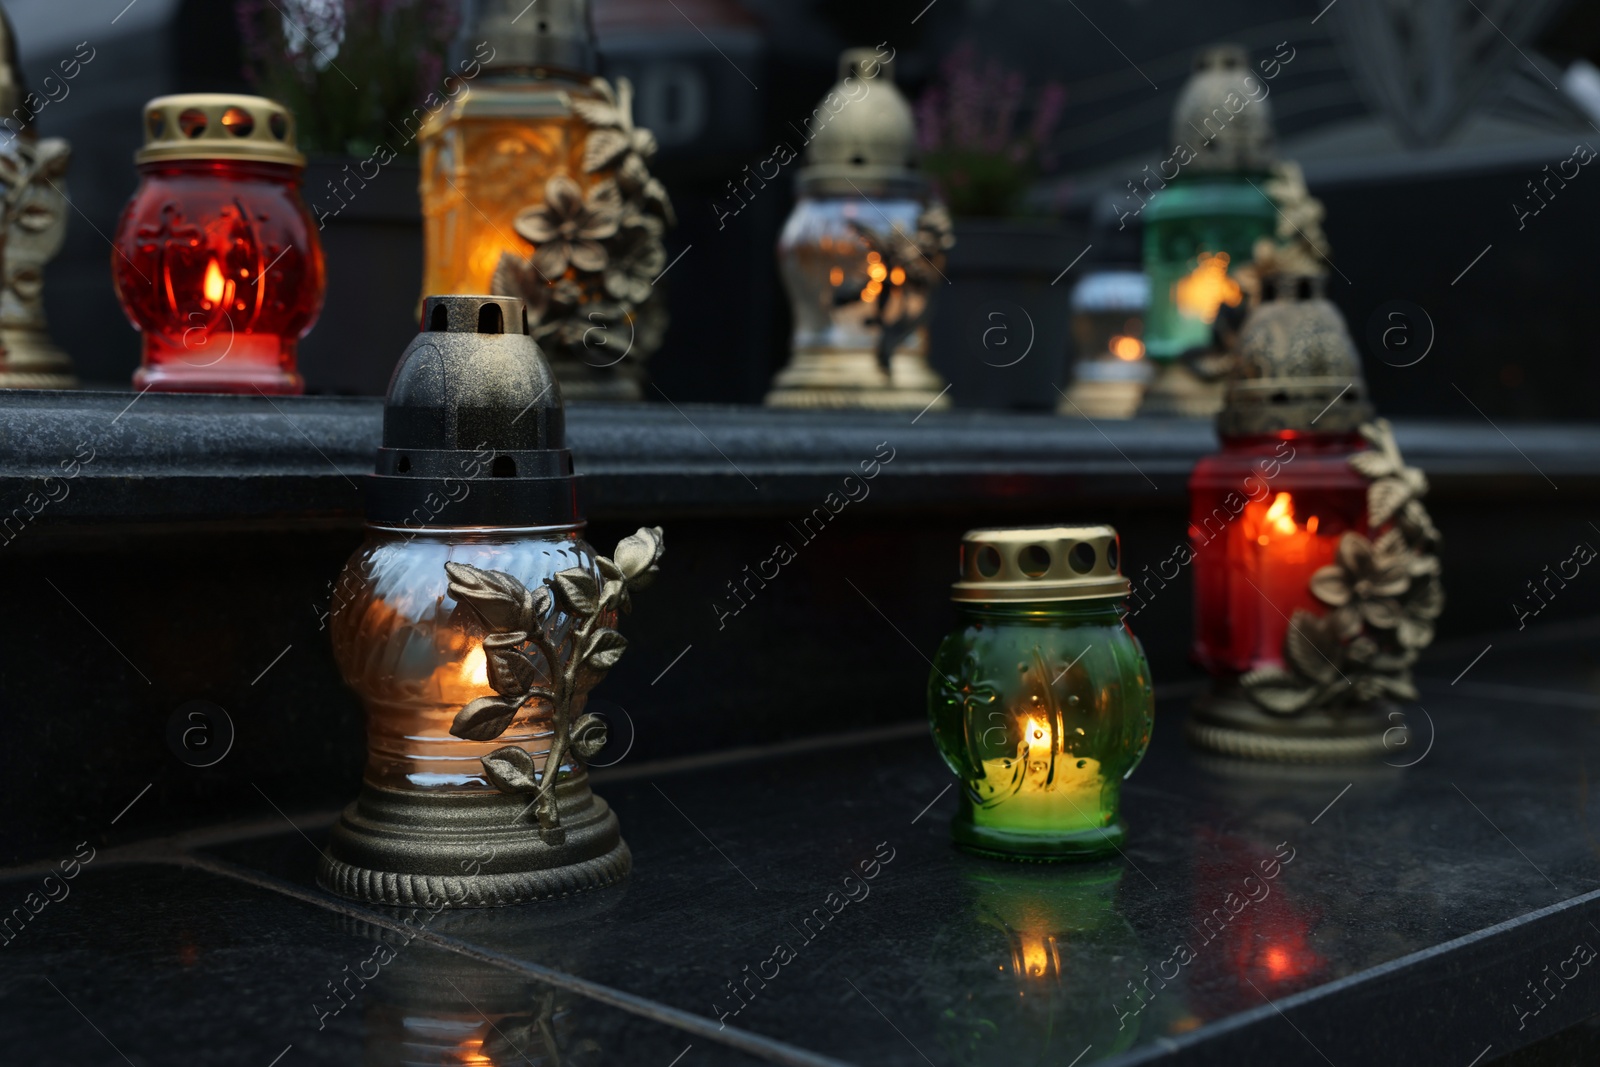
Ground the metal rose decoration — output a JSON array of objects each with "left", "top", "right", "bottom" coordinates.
[
  {"left": 492, "top": 77, "right": 674, "bottom": 387},
  {"left": 444, "top": 526, "right": 665, "bottom": 844},
  {"left": 844, "top": 202, "right": 954, "bottom": 372},
  {"left": 1241, "top": 420, "right": 1442, "bottom": 714}
]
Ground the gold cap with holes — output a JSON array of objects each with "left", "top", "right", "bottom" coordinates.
[
  {"left": 137, "top": 94, "right": 304, "bottom": 167},
  {"left": 952, "top": 525, "right": 1130, "bottom": 602}
]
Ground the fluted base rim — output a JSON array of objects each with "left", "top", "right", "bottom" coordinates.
[{"left": 318, "top": 837, "right": 631, "bottom": 908}]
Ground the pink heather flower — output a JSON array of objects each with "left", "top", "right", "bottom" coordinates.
[{"left": 914, "top": 45, "right": 1067, "bottom": 174}]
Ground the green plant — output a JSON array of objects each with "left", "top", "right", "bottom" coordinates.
[
  {"left": 914, "top": 45, "right": 1066, "bottom": 218},
  {"left": 235, "top": 0, "right": 458, "bottom": 157}
]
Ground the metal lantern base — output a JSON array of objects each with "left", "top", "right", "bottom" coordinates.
[
  {"left": 1138, "top": 360, "right": 1224, "bottom": 418},
  {"left": 1187, "top": 689, "right": 1402, "bottom": 763},
  {"left": 0, "top": 326, "right": 76, "bottom": 389},
  {"left": 765, "top": 349, "right": 950, "bottom": 411},
  {"left": 318, "top": 771, "right": 630, "bottom": 908}
]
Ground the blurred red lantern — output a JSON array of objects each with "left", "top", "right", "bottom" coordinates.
[
  {"left": 1186, "top": 271, "right": 1442, "bottom": 761},
  {"left": 113, "top": 95, "right": 323, "bottom": 394}
]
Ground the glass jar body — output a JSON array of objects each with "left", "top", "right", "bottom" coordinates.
[
  {"left": 1188, "top": 432, "right": 1369, "bottom": 677},
  {"left": 330, "top": 524, "right": 606, "bottom": 793},
  {"left": 112, "top": 159, "right": 324, "bottom": 394},
  {"left": 418, "top": 74, "right": 606, "bottom": 296},
  {"left": 1142, "top": 176, "right": 1274, "bottom": 361},
  {"left": 927, "top": 599, "right": 1153, "bottom": 860},
  {"left": 777, "top": 194, "right": 929, "bottom": 363}
]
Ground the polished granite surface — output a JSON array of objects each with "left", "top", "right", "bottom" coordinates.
[{"left": 5, "top": 625, "right": 1600, "bottom": 1066}]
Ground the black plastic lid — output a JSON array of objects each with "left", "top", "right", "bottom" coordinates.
[{"left": 364, "top": 295, "right": 581, "bottom": 528}]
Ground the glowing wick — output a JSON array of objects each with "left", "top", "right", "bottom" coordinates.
[
  {"left": 1109, "top": 334, "right": 1145, "bottom": 361},
  {"left": 460, "top": 644, "right": 488, "bottom": 689},
  {"left": 202, "top": 259, "right": 227, "bottom": 308},
  {"left": 1173, "top": 251, "right": 1242, "bottom": 324}
]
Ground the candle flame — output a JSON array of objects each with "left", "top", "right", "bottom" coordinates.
[
  {"left": 460, "top": 644, "right": 488, "bottom": 689},
  {"left": 1265, "top": 492, "right": 1295, "bottom": 534},
  {"left": 1025, "top": 716, "right": 1051, "bottom": 746},
  {"left": 1173, "top": 251, "right": 1242, "bottom": 324},
  {"left": 1110, "top": 334, "right": 1145, "bottom": 361},
  {"left": 1254, "top": 492, "right": 1322, "bottom": 547},
  {"left": 203, "top": 259, "right": 227, "bottom": 307}
]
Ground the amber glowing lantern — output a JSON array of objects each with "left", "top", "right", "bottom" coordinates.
[
  {"left": 112, "top": 95, "right": 324, "bottom": 394},
  {"left": 419, "top": 0, "right": 674, "bottom": 401},
  {"left": 321, "top": 294, "right": 665, "bottom": 907},
  {"left": 1187, "top": 271, "right": 1442, "bottom": 761}
]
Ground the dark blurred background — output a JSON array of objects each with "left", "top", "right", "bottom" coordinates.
[{"left": 10, "top": 0, "right": 1600, "bottom": 417}]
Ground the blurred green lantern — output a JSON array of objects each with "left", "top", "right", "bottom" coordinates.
[{"left": 1141, "top": 45, "right": 1278, "bottom": 415}]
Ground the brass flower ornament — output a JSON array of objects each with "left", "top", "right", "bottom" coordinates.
[
  {"left": 1241, "top": 419, "right": 1442, "bottom": 715},
  {"left": 512, "top": 175, "right": 621, "bottom": 277},
  {"left": 492, "top": 76, "right": 674, "bottom": 399}
]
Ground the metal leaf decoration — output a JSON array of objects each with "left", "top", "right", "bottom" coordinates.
[
  {"left": 582, "top": 628, "right": 628, "bottom": 672},
  {"left": 443, "top": 562, "right": 532, "bottom": 632},
  {"left": 452, "top": 696, "right": 521, "bottom": 742},
  {"left": 443, "top": 528, "right": 666, "bottom": 841},
  {"left": 570, "top": 713, "right": 608, "bottom": 760},
  {"left": 552, "top": 569, "right": 600, "bottom": 615},
  {"left": 482, "top": 746, "right": 539, "bottom": 792}
]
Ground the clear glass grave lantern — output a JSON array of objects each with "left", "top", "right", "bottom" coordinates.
[
  {"left": 1141, "top": 45, "right": 1276, "bottom": 416},
  {"left": 928, "top": 526, "right": 1153, "bottom": 860},
  {"left": 322, "top": 294, "right": 665, "bottom": 907},
  {"left": 1187, "top": 272, "right": 1442, "bottom": 761},
  {"left": 112, "top": 94, "right": 324, "bottom": 394},
  {"left": 767, "top": 48, "right": 953, "bottom": 410},
  {"left": 1059, "top": 266, "right": 1151, "bottom": 420}
]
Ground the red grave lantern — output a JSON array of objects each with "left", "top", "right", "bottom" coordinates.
[
  {"left": 1185, "top": 271, "right": 1442, "bottom": 761},
  {"left": 112, "top": 94, "right": 324, "bottom": 394}
]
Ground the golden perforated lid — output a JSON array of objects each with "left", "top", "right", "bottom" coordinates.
[
  {"left": 137, "top": 94, "right": 304, "bottom": 167},
  {"left": 952, "top": 525, "right": 1130, "bottom": 602},
  {"left": 797, "top": 48, "right": 924, "bottom": 197}
]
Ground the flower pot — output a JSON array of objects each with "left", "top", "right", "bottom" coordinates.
[{"left": 926, "top": 218, "right": 1085, "bottom": 410}]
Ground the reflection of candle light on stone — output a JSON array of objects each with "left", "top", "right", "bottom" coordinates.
[{"left": 1016, "top": 932, "right": 1060, "bottom": 979}]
